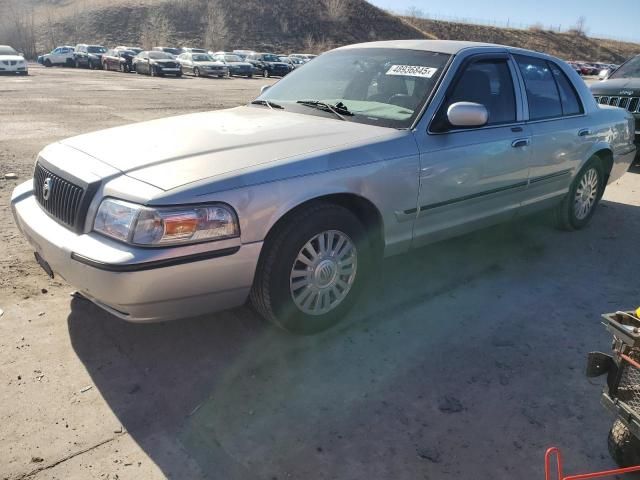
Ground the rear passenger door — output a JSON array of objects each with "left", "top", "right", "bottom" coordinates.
[{"left": 513, "top": 55, "right": 594, "bottom": 210}]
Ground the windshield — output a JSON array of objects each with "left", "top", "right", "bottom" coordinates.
[
  {"left": 88, "top": 46, "right": 106, "bottom": 53},
  {"left": 162, "top": 48, "right": 181, "bottom": 55},
  {"left": 149, "top": 52, "right": 173, "bottom": 60},
  {"left": 0, "top": 46, "right": 18, "bottom": 55},
  {"left": 193, "top": 54, "right": 213, "bottom": 62},
  {"left": 261, "top": 54, "right": 281, "bottom": 62},
  {"left": 258, "top": 48, "right": 450, "bottom": 129},
  {"left": 610, "top": 55, "right": 640, "bottom": 79}
]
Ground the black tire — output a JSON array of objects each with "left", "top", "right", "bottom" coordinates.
[
  {"left": 194, "top": 67, "right": 200, "bottom": 77},
  {"left": 247, "top": 74, "right": 253, "bottom": 78},
  {"left": 608, "top": 419, "right": 640, "bottom": 467},
  {"left": 150, "top": 67, "right": 156, "bottom": 77},
  {"left": 176, "top": 72, "right": 182, "bottom": 78},
  {"left": 74, "top": 59, "right": 80, "bottom": 69},
  {"left": 555, "top": 156, "right": 605, "bottom": 230},
  {"left": 250, "top": 203, "right": 371, "bottom": 334},
  {"left": 44, "top": 59, "right": 52, "bottom": 67},
  {"left": 119, "top": 63, "right": 125, "bottom": 73},
  {"left": 263, "top": 69, "right": 269, "bottom": 78},
  {"left": 218, "top": 74, "right": 224, "bottom": 78}
]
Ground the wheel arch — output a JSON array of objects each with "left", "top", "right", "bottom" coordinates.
[
  {"left": 260, "top": 193, "right": 385, "bottom": 259},
  {"left": 593, "top": 148, "right": 614, "bottom": 183}
]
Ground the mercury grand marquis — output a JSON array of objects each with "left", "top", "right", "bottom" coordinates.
[{"left": 11, "top": 40, "right": 637, "bottom": 333}]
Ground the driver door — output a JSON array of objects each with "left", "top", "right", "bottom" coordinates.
[{"left": 412, "top": 54, "right": 532, "bottom": 248}]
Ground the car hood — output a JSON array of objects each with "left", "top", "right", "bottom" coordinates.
[
  {"left": 0, "top": 55, "right": 24, "bottom": 61},
  {"left": 195, "top": 61, "right": 225, "bottom": 67},
  {"left": 59, "top": 106, "right": 395, "bottom": 191},
  {"left": 590, "top": 77, "right": 640, "bottom": 96}
]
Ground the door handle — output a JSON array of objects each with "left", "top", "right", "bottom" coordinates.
[
  {"left": 578, "top": 128, "right": 592, "bottom": 137},
  {"left": 511, "top": 138, "right": 530, "bottom": 148}
]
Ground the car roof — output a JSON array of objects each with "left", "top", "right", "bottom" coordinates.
[{"left": 337, "top": 39, "right": 506, "bottom": 55}]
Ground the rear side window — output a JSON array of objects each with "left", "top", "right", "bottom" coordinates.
[
  {"left": 515, "top": 56, "right": 562, "bottom": 120},
  {"left": 548, "top": 62, "right": 583, "bottom": 116}
]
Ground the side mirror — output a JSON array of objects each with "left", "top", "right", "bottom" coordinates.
[
  {"left": 447, "top": 102, "right": 488, "bottom": 128},
  {"left": 260, "top": 85, "right": 271, "bottom": 94}
]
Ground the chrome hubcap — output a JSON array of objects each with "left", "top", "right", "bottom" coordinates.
[
  {"left": 574, "top": 168, "right": 599, "bottom": 220},
  {"left": 290, "top": 230, "right": 357, "bottom": 316}
]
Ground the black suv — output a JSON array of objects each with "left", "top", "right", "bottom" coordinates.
[
  {"left": 74, "top": 44, "right": 107, "bottom": 69},
  {"left": 591, "top": 54, "right": 640, "bottom": 158},
  {"left": 246, "top": 53, "right": 292, "bottom": 78}
]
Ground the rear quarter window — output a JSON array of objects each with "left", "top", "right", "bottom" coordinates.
[{"left": 515, "top": 55, "right": 563, "bottom": 120}]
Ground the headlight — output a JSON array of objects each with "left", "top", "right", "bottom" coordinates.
[{"left": 93, "top": 199, "right": 239, "bottom": 246}]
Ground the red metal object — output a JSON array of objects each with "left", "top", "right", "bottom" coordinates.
[
  {"left": 545, "top": 447, "right": 640, "bottom": 480},
  {"left": 620, "top": 353, "right": 640, "bottom": 371}
]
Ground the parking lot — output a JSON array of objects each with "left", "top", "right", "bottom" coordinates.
[{"left": 1, "top": 65, "right": 639, "bottom": 479}]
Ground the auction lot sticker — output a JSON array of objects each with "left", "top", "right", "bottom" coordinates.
[{"left": 386, "top": 65, "right": 438, "bottom": 78}]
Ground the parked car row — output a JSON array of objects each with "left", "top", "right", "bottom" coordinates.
[
  {"left": 35, "top": 44, "right": 317, "bottom": 79},
  {"left": 567, "top": 60, "right": 619, "bottom": 77}
]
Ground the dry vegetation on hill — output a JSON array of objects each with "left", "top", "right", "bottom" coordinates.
[
  {"left": 403, "top": 16, "right": 640, "bottom": 63},
  {"left": 1, "top": 0, "right": 639, "bottom": 62}
]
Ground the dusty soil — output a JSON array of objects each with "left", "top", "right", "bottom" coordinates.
[{"left": 1, "top": 65, "right": 639, "bottom": 480}]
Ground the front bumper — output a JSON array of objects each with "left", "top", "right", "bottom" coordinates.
[
  {"left": 11, "top": 181, "right": 261, "bottom": 322},
  {"left": 0, "top": 62, "right": 27, "bottom": 73}
]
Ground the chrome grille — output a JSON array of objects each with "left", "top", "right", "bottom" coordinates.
[
  {"left": 593, "top": 95, "right": 640, "bottom": 113},
  {"left": 33, "top": 163, "right": 85, "bottom": 229}
]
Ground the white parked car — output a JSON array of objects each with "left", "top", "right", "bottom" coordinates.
[
  {"left": 0, "top": 45, "right": 28, "bottom": 75},
  {"left": 39, "top": 46, "right": 75, "bottom": 67}
]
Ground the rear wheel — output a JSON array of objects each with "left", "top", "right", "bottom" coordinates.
[
  {"left": 250, "top": 203, "right": 370, "bottom": 334},
  {"left": 608, "top": 419, "right": 640, "bottom": 467},
  {"left": 555, "top": 157, "right": 605, "bottom": 230}
]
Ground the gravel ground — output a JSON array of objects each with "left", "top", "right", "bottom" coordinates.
[{"left": 1, "top": 65, "right": 639, "bottom": 480}]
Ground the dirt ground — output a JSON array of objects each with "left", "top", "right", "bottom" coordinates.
[{"left": 0, "top": 65, "right": 638, "bottom": 480}]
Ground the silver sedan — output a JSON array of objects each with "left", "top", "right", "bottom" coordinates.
[{"left": 11, "top": 40, "right": 637, "bottom": 333}]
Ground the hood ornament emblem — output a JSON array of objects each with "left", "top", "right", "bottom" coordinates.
[{"left": 42, "top": 178, "right": 52, "bottom": 201}]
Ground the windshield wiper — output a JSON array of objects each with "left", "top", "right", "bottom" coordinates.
[
  {"left": 250, "top": 99, "right": 284, "bottom": 110},
  {"left": 296, "top": 100, "right": 353, "bottom": 120}
]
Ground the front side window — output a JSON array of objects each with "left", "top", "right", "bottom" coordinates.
[
  {"left": 515, "top": 55, "right": 563, "bottom": 120},
  {"left": 432, "top": 58, "right": 516, "bottom": 131},
  {"left": 259, "top": 48, "right": 450, "bottom": 129}
]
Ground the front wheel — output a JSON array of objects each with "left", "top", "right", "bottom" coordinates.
[
  {"left": 194, "top": 67, "right": 200, "bottom": 77},
  {"left": 263, "top": 69, "right": 270, "bottom": 78},
  {"left": 250, "top": 203, "right": 370, "bottom": 334},
  {"left": 555, "top": 157, "right": 605, "bottom": 230},
  {"left": 44, "top": 59, "right": 52, "bottom": 67}
]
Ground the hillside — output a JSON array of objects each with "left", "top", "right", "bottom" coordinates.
[
  {"left": 1, "top": 0, "right": 639, "bottom": 62},
  {"left": 3, "top": 0, "right": 425, "bottom": 55},
  {"left": 403, "top": 17, "right": 640, "bottom": 63}
]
